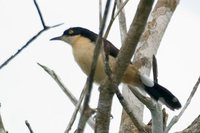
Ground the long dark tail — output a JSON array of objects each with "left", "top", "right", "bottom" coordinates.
[{"left": 140, "top": 75, "right": 181, "bottom": 110}]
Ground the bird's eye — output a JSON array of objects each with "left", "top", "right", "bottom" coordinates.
[{"left": 68, "top": 29, "right": 74, "bottom": 34}]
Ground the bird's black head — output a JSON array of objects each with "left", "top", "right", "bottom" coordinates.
[{"left": 63, "top": 27, "right": 98, "bottom": 42}]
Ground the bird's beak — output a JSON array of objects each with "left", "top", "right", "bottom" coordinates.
[{"left": 50, "top": 36, "right": 63, "bottom": 41}]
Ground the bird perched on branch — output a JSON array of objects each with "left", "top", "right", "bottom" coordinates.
[{"left": 50, "top": 27, "right": 181, "bottom": 110}]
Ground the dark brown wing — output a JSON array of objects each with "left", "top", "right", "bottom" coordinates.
[
  {"left": 103, "top": 39, "right": 119, "bottom": 58},
  {"left": 103, "top": 39, "right": 132, "bottom": 64}
]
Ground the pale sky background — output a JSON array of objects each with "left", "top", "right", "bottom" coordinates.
[{"left": 0, "top": 0, "right": 200, "bottom": 133}]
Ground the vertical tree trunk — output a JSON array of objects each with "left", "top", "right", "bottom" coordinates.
[{"left": 119, "top": 0, "right": 180, "bottom": 132}]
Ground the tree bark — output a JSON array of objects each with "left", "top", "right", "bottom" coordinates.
[
  {"left": 96, "top": 0, "right": 154, "bottom": 132},
  {"left": 175, "top": 115, "right": 200, "bottom": 133},
  {"left": 119, "top": 0, "right": 180, "bottom": 132}
]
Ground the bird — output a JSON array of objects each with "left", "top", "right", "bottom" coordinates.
[{"left": 50, "top": 27, "right": 181, "bottom": 110}]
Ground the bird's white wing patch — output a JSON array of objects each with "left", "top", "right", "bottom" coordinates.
[{"left": 140, "top": 74, "right": 154, "bottom": 87}]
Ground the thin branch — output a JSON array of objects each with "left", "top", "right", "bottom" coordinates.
[
  {"left": 96, "top": 0, "right": 154, "bottom": 132},
  {"left": 129, "top": 56, "right": 164, "bottom": 133},
  {"left": 128, "top": 85, "right": 156, "bottom": 110},
  {"left": 33, "top": 0, "right": 47, "bottom": 29},
  {"left": 102, "top": 0, "right": 129, "bottom": 78},
  {"left": 0, "top": 104, "right": 6, "bottom": 133},
  {"left": 66, "top": 86, "right": 87, "bottom": 133},
  {"left": 81, "top": 0, "right": 111, "bottom": 111},
  {"left": 104, "top": 0, "right": 129, "bottom": 38},
  {"left": 0, "top": 29, "right": 43, "bottom": 70},
  {"left": 99, "top": 0, "right": 103, "bottom": 26},
  {"left": 104, "top": 0, "right": 117, "bottom": 38},
  {"left": 0, "top": 0, "right": 63, "bottom": 70},
  {"left": 117, "top": 0, "right": 128, "bottom": 43},
  {"left": 165, "top": 76, "right": 200, "bottom": 133},
  {"left": 120, "top": 55, "right": 163, "bottom": 133},
  {"left": 37, "top": 63, "right": 78, "bottom": 105},
  {"left": 76, "top": 104, "right": 95, "bottom": 133},
  {"left": 175, "top": 115, "right": 200, "bottom": 133},
  {"left": 77, "top": 0, "right": 112, "bottom": 132},
  {"left": 115, "top": 0, "right": 129, "bottom": 19},
  {"left": 25, "top": 120, "right": 34, "bottom": 133},
  {"left": 112, "top": 0, "right": 154, "bottom": 84},
  {"left": 37, "top": 63, "right": 95, "bottom": 131},
  {"left": 117, "top": 0, "right": 129, "bottom": 132},
  {"left": 102, "top": 42, "right": 113, "bottom": 79},
  {"left": 114, "top": 85, "right": 150, "bottom": 132}
]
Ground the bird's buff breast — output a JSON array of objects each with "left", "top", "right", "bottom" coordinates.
[
  {"left": 71, "top": 38, "right": 140, "bottom": 86},
  {"left": 72, "top": 42, "right": 106, "bottom": 84}
]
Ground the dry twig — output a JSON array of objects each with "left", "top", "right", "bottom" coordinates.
[
  {"left": 25, "top": 120, "right": 34, "bottom": 133},
  {"left": 0, "top": 0, "right": 62, "bottom": 70},
  {"left": 165, "top": 76, "right": 200, "bottom": 133},
  {"left": 104, "top": 0, "right": 129, "bottom": 38},
  {"left": 114, "top": 85, "right": 150, "bottom": 132},
  {"left": 37, "top": 63, "right": 95, "bottom": 131},
  {"left": 76, "top": 0, "right": 112, "bottom": 133},
  {"left": 0, "top": 104, "right": 7, "bottom": 133},
  {"left": 95, "top": 0, "right": 154, "bottom": 132}
]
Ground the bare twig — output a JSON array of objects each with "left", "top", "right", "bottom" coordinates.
[
  {"left": 25, "top": 120, "right": 34, "bottom": 133},
  {"left": 125, "top": 55, "right": 163, "bottom": 132},
  {"left": 120, "top": 56, "right": 162, "bottom": 133},
  {"left": 117, "top": 0, "right": 129, "bottom": 44},
  {"left": 0, "top": 0, "right": 63, "bottom": 70},
  {"left": 76, "top": 104, "right": 95, "bottom": 133},
  {"left": 96, "top": 0, "right": 154, "bottom": 132},
  {"left": 37, "top": 63, "right": 95, "bottom": 131},
  {"left": 0, "top": 29, "right": 44, "bottom": 70},
  {"left": 128, "top": 85, "right": 156, "bottom": 109},
  {"left": 99, "top": 0, "right": 103, "bottom": 26},
  {"left": 113, "top": 1, "right": 156, "bottom": 129},
  {"left": 66, "top": 85, "right": 87, "bottom": 133},
  {"left": 102, "top": 42, "right": 113, "bottom": 79},
  {"left": 104, "top": 0, "right": 117, "bottom": 38},
  {"left": 117, "top": 0, "right": 128, "bottom": 43},
  {"left": 175, "top": 115, "right": 200, "bottom": 133},
  {"left": 129, "top": 56, "right": 163, "bottom": 133},
  {"left": 0, "top": 104, "right": 7, "bottom": 133},
  {"left": 117, "top": 0, "right": 129, "bottom": 132},
  {"left": 165, "top": 76, "right": 200, "bottom": 133},
  {"left": 112, "top": 0, "right": 154, "bottom": 84},
  {"left": 33, "top": 0, "right": 47, "bottom": 29},
  {"left": 37, "top": 63, "right": 78, "bottom": 105},
  {"left": 104, "top": 0, "right": 129, "bottom": 38},
  {"left": 115, "top": 0, "right": 129, "bottom": 20},
  {"left": 102, "top": 0, "right": 129, "bottom": 79},
  {"left": 114, "top": 85, "right": 150, "bottom": 132},
  {"left": 81, "top": 0, "right": 111, "bottom": 112},
  {"left": 76, "top": 0, "right": 112, "bottom": 133}
]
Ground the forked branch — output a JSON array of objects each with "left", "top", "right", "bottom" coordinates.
[
  {"left": 37, "top": 63, "right": 95, "bottom": 132},
  {"left": 0, "top": 0, "right": 62, "bottom": 70}
]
